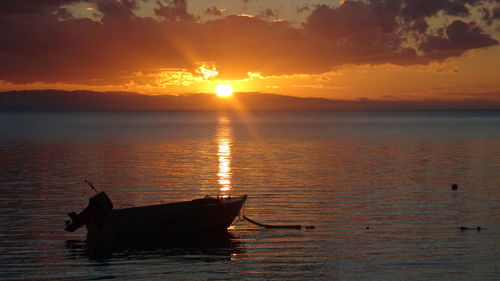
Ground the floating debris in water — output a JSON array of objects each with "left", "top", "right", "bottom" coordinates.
[{"left": 459, "top": 226, "right": 484, "bottom": 232}]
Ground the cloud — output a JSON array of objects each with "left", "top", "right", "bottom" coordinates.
[
  {"left": 155, "top": 0, "right": 196, "bottom": 21},
  {"left": 297, "top": 5, "right": 310, "bottom": 13},
  {"left": 303, "top": 2, "right": 401, "bottom": 46},
  {"left": 420, "top": 20, "right": 497, "bottom": 59},
  {"left": 204, "top": 6, "right": 228, "bottom": 17},
  {"left": 302, "top": 0, "right": 498, "bottom": 65},
  {"left": 401, "top": 0, "right": 476, "bottom": 20},
  {"left": 0, "top": 0, "right": 78, "bottom": 15},
  {"left": 494, "top": 7, "right": 500, "bottom": 19},
  {"left": 97, "top": 0, "right": 138, "bottom": 22},
  {"left": 0, "top": 0, "right": 499, "bottom": 85},
  {"left": 257, "top": 8, "right": 278, "bottom": 19}
]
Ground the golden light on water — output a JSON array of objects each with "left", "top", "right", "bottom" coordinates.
[
  {"left": 215, "top": 84, "right": 233, "bottom": 97},
  {"left": 217, "top": 115, "right": 232, "bottom": 193}
]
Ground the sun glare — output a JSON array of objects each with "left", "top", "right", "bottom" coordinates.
[{"left": 215, "top": 84, "right": 233, "bottom": 97}]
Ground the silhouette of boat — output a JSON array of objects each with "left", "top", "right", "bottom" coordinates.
[{"left": 65, "top": 192, "right": 247, "bottom": 239}]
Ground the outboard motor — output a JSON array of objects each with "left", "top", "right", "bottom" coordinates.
[{"left": 65, "top": 192, "right": 113, "bottom": 232}]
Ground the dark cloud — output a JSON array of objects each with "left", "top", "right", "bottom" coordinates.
[
  {"left": 420, "top": 20, "right": 497, "bottom": 55},
  {"left": 204, "top": 6, "right": 226, "bottom": 17},
  {"left": 0, "top": 3, "right": 191, "bottom": 83},
  {"left": 303, "top": 2, "right": 401, "bottom": 44},
  {"left": 494, "top": 7, "right": 500, "bottom": 18},
  {"left": 0, "top": 0, "right": 499, "bottom": 85},
  {"left": 257, "top": 8, "right": 278, "bottom": 19},
  {"left": 155, "top": 0, "right": 196, "bottom": 21},
  {"left": 302, "top": 1, "right": 417, "bottom": 67},
  {"left": 303, "top": 0, "right": 498, "bottom": 65},
  {"left": 481, "top": 8, "right": 493, "bottom": 25},
  {"left": 97, "top": 0, "right": 139, "bottom": 22},
  {"left": 402, "top": 0, "right": 479, "bottom": 20},
  {"left": 0, "top": 0, "right": 77, "bottom": 15},
  {"left": 55, "top": 7, "right": 73, "bottom": 20},
  {"left": 297, "top": 5, "right": 310, "bottom": 13},
  {"left": 398, "top": 0, "right": 488, "bottom": 32}
]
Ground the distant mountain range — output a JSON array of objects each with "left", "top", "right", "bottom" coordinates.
[{"left": 1, "top": 90, "right": 499, "bottom": 110}]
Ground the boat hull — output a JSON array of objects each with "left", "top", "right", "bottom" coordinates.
[{"left": 85, "top": 196, "right": 246, "bottom": 239}]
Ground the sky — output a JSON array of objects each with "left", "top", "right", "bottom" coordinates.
[{"left": 1, "top": 0, "right": 500, "bottom": 101}]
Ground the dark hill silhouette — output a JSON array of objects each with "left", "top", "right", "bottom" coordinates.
[{"left": 1, "top": 90, "right": 499, "bottom": 110}]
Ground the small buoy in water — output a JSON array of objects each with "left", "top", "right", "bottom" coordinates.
[
  {"left": 452, "top": 184, "right": 458, "bottom": 190},
  {"left": 366, "top": 226, "right": 370, "bottom": 230}
]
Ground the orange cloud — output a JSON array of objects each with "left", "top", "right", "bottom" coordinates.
[
  {"left": 195, "top": 64, "right": 219, "bottom": 80},
  {"left": 0, "top": 0, "right": 498, "bottom": 89}
]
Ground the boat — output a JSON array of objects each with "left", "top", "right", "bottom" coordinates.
[{"left": 64, "top": 192, "right": 247, "bottom": 239}]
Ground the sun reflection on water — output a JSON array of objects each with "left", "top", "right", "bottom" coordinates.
[{"left": 217, "top": 115, "right": 232, "bottom": 194}]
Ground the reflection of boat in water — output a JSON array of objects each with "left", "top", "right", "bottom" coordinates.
[
  {"left": 66, "top": 231, "right": 243, "bottom": 259},
  {"left": 65, "top": 192, "right": 247, "bottom": 239}
]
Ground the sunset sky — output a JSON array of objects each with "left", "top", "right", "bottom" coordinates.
[{"left": 1, "top": 0, "right": 500, "bottom": 101}]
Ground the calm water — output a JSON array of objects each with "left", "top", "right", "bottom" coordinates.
[{"left": 1, "top": 110, "right": 499, "bottom": 280}]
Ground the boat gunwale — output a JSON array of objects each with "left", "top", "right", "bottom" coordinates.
[{"left": 110, "top": 195, "right": 247, "bottom": 217}]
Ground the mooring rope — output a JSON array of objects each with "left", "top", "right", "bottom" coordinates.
[{"left": 243, "top": 216, "right": 315, "bottom": 230}]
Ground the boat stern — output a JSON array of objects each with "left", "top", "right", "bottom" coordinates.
[{"left": 64, "top": 192, "right": 113, "bottom": 232}]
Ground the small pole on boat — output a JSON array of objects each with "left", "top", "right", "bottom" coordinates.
[{"left": 85, "top": 180, "right": 99, "bottom": 194}]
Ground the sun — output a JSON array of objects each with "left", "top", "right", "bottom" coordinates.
[{"left": 215, "top": 84, "right": 233, "bottom": 98}]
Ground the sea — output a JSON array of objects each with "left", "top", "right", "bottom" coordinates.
[{"left": 0, "top": 110, "right": 499, "bottom": 280}]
